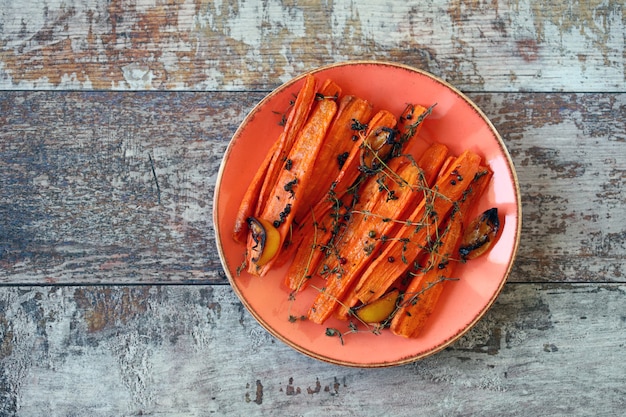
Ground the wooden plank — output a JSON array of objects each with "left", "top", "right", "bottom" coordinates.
[
  {"left": 1, "top": 91, "right": 624, "bottom": 284},
  {"left": 0, "top": 0, "right": 623, "bottom": 92},
  {"left": 0, "top": 91, "right": 264, "bottom": 284},
  {"left": 0, "top": 283, "right": 624, "bottom": 416},
  {"left": 472, "top": 92, "right": 626, "bottom": 283}
]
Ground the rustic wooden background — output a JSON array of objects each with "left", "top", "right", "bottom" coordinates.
[{"left": 1, "top": 1, "right": 625, "bottom": 416}]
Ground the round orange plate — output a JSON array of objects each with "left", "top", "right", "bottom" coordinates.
[{"left": 213, "top": 61, "right": 521, "bottom": 367}]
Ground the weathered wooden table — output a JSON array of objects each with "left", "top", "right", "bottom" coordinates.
[{"left": 1, "top": 1, "right": 624, "bottom": 415}]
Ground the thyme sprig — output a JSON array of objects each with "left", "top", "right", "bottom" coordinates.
[
  {"left": 315, "top": 92, "right": 339, "bottom": 101},
  {"left": 399, "top": 103, "right": 437, "bottom": 143},
  {"left": 350, "top": 210, "right": 425, "bottom": 228}
]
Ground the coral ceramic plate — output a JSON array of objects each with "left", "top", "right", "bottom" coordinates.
[{"left": 213, "top": 61, "right": 521, "bottom": 367}]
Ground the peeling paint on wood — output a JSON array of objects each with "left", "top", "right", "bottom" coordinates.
[
  {"left": 74, "top": 287, "right": 151, "bottom": 332},
  {"left": 465, "top": 92, "right": 626, "bottom": 282},
  {"left": 0, "top": 284, "right": 625, "bottom": 416},
  {"left": 0, "top": 0, "right": 623, "bottom": 91},
  {"left": 0, "top": 91, "right": 263, "bottom": 284}
]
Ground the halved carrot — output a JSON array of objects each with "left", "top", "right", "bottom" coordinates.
[
  {"left": 335, "top": 142, "right": 449, "bottom": 318},
  {"left": 294, "top": 95, "right": 374, "bottom": 223},
  {"left": 233, "top": 137, "right": 281, "bottom": 243},
  {"left": 283, "top": 201, "right": 341, "bottom": 292},
  {"left": 389, "top": 209, "right": 463, "bottom": 338},
  {"left": 281, "top": 109, "right": 396, "bottom": 286},
  {"left": 389, "top": 167, "right": 493, "bottom": 338},
  {"left": 255, "top": 75, "right": 319, "bottom": 218},
  {"left": 353, "top": 150, "right": 483, "bottom": 305},
  {"left": 233, "top": 75, "right": 317, "bottom": 243},
  {"left": 316, "top": 109, "right": 397, "bottom": 211},
  {"left": 307, "top": 155, "right": 428, "bottom": 324},
  {"left": 397, "top": 104, "right": 434, "bottom": 145},
  {"left": 247, "top": 93, "right": 339, "bottom": 275},
  {"left": 323, "top": 103, "right": 430, "bottom": 213}
]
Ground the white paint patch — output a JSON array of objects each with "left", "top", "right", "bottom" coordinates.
[
  {"left": 178, "top": 0, "right": 198, "bottom": 32},
  {"left": 122, "top": 63, "right": 155, "bottom": 89},
  {"left": 343, "top": 0, "right": 415, "bottom": 46}
]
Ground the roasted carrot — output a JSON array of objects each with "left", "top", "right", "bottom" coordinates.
[
  {"left": 307, "top": 155, "right": 428, "bottom": 324},
  {"left": 255, "top": 75, "right": 319, "bottom": 218},
  {"left": 315, "top": 109, "right": 397, "bottom": 211},
  {"left": 389, "top": 209, "right": 463, "bottom": 338},
  {"left": 247, "top": 94, "right": 339, "bottom": 275},
  {"left": 233, "top": 137, "right": 281, "bottom": 243},
  {"left": 334, "top": 142, "right": 450, "bottom": 318},
  {"left": 397, "top": 104, "right": 434, "bottom": 145},
  {"left": 284, "top": 201, "right": 341, "bottom": 292},
  {"left": 390, "top": 167, "right": 493, "bottom": 338},
  {"left": 280, "top": 109, "right": 396, "bottom": 284},
  {"left": 233, "top": 75, "right": 317, "bottom": 243},
  {"left": 353, "top": 150, "right": 483, "bottom": 305},
  {"left": 232, "top": 80, "right": 500, "bottom": 340},
  {"left": 323, "top": 104, "right": 429, "bottom": 211},
  {"left": 360, "top": 104, "right": 431, "bottom": 170},
  {"left": 295, "top": 95, "right": 374, "bottom": 223}
]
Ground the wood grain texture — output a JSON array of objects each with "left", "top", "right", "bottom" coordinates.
[
  {"left": 0, "top": 284, "right": 624, "bottom": 416},
  {"left": 0, "top": 0, "right": 624, "bottom": 92},
  {"left": 1, "top": 91, "right": 624, "bottom": 284},
  {"left": 0, "top": 91, "right": 263, "bottom": 284}
]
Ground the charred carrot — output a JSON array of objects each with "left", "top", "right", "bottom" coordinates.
[
  {"left": 307, "top": 155, "right": 428, "bottom": 324},
  {"left": 247, "top": 95, "right": 339, "bottom": 275},
  {"left": 390, "top": 167, "right": 493, "bottom": 338},
  {"left": 255, "top": 75, "right": 319, "bottom": 217},
  {"left": 233, "top": 75, "right": 317, "bottom": 243},
  {"left": 335, "top": 142, "right": 449, "bottom": 319},
  {"left": 353, "top": 150, "right": 483, "bottom": 305},
  {"left": 295, "top": 95, "right": 374, "bottom": 223}
]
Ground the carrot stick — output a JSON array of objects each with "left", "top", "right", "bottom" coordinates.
[
  {"left": 397, "top": 104, "right": 434, "bottom": 145},
  {"left": 353, "top": 150, "right": 483, "bottom": 305},
  {"left": 307, "top": 155, "right": 428, "bottom": 324},
  {"left": 294, "top": 95, "right": 374, "bottom": 223},
  {"left": 233, "top": 75, "right": 317, "bottom": 243},
  {"left": 255, "top": 74, "right": 318, "bottom": 217},
  {"left": 327, "top": 111, "right": 396, "bottom": 199},
  {"left": 361, "top": 104, "right": 432, "bottom": 169},
  {"left": 390, "top": 167, "right": 493, "bottom": 338},
  {"left": 270, "top": 204, "right": 323, "bottom": 270},
  {"left": 232, "top": 137, "right": 280, "bottom": 243},
  {"left": 334, "top": 142, "right": 449, "bottom": 318},
  {"left": 247, "top": 95, "right": 339, "bottom": 276},
  {"left": 324, "top": 104, "right": 431, "bottom": 214},
  {"left": 279, "top": 109, "right": 395, "bottom": 281},
  {"left": 276, "top": 96, "right": 374, "bottom": 269},
  {"left": 389, "top": 210, "right": 463, "bottom": 338},
  {"left": 283, "top": 202, "right": 338, "bottom": 291}
]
